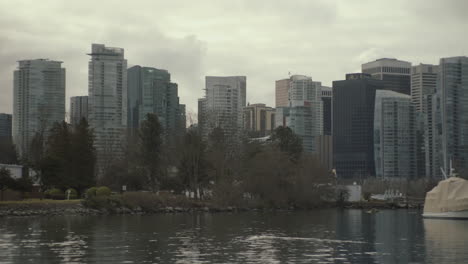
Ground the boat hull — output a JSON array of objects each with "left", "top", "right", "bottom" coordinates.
[{"left": 422, "top": 210, "right": 468, "bottom": 220}]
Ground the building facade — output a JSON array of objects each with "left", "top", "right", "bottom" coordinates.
[
  {"left": 200, "top": 76, "right": 246, "bottom": 141},
  {"left": 127, "top": 65, "right": 184, "bottom": 140},
  {"left": 438, "top": 56, "right": 468, "bottom": 174},
  {"left": 321, "top": 86, "right": 332, "bottom": 136},
  {"left": 0, "top": 113, "right": 12, "bottom": 141},
  {"left": 70, "top": 96, "right": 88, "bottom": 126},
  {"left": 243, "top": 103, "right": 275, "bottom": 137},
  {"left": 374, "top": 90, "right": 416, "bottom": 179},
  {"left": 13, "top": 59, "right": 65, "bottom": 158},
  {"left": 275, "top": 78, "right": 290, "bottom": 107},
  {"left": 286, "top": 75, "right": 323, "bottom": 153},
  {"left": 333, "top": 73, "right": 382, "bottom": 179},
  {"left": 362, "top": 58, "right": 411, "bottom": 95},
  {"left": 411, "top": 64, "right": 439, "bottom": 178},
  {"left": 88, "top": 44, "right": 127, "bottom": 170}
]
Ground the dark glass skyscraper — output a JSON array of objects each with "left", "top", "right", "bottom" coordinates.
[
  {"left": 127, "top": 65, "right": 183, "bottom": 140},
  {"left": 332, "top": 73, "right": 383, "bottom": 179}
]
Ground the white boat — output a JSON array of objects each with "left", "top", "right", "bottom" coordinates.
[
  {"left": 423, "top": 160, "right": 468, "bottom": 219},
  {"left": 423, "top": 165, "right": 468, "bottom": 219}
]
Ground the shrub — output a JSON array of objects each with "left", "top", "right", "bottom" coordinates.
[
  {"left": 96, "top": 186, "right": 111, "bottom": 197},
  {"left": 65, "top": 188, "right": 78, "bottom": 199},
  {"left": 86, "top": 187, "right": 98, "bottom": 198},
  {"left": 46, "top": 188, "right": 65, "bottom": 200}
]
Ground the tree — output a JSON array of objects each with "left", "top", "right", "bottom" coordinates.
[
  {"left": 178, "top": 129, "right": 208, "bottom": 197},
  {"left": 0, "top": 167, "right": 14, "bottom": 201},
  {"left": 0, "top": 138, "right": 18, "bottom": 164},
  {"left": 70, "top": 118, "right": 96, "bottom": 192},
  {"left": 138, "top": 113, "right": 164, "bottom": 191},
  {"left": 270, "top": 126, "right": 303, "bottom": 161},
  {"left": 40, "top": 121, "right": 71, "bottom": 189}
]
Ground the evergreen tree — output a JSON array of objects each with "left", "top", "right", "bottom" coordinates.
[
  {"left": 138, "top": 113, "right": 163, "bottom": 191},
  {"left": 71, "top": 118, "right": 96, "bottom": 192},
  {"left": 270, "top": 126, "right": 303, "bottom": 161}
]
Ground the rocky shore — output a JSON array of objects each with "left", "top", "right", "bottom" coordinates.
[{"left": 0, "top": 199, "right": 424, "bottom": 218}]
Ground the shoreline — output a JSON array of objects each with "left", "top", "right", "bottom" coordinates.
[{"left": 0, "top": 199, "right": 423, "bottom": 218}]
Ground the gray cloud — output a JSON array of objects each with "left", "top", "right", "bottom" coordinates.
[{"left": 0, "top": 0, "right": 467, "bottom": 116}]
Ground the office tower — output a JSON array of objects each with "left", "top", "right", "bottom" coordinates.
[
  {"left": 333, "top": 73, "right": 383, "bottom": 179},
  {"left": 0, "top": 113, "right": 12, "bottom": 141},
  {"left": 243, "top": 103, "right": 275, "bottom": 137},
  {"left": 88, "top": 44, "right": 127, "bottom": 169},
  {"left": 287, "top": 75, "right": 323, "bottom": 153},
  {"left": 127, "top": 65, "right": 183, "bottom": 140},
  {"left": 411, "top": 64, "right": 439, "bottom": 178},
  {"left": 316, "top": 135, "right": 333, "bottom": 171},
  {"left": 374, "top": 90, "right": 416, "bottom": 179},
  {"left": 438, "top": 56, "right": 468, "bottom": 174},
  {"left": 411, "top": 64, "right": 439, "bottom": 113},
  {"left": 200, "top": 76, "right": 246, "bottom": 141},
  {"left": 198, "top": 98, "right": 207, "bottom": 135},
  {"left": 362, "top": 58, "right": 411, "bottom": 95},
  {"left": 70, "top": 96, "right": 88, "bottom": 126},
  {"left": 275, "top": 78, "right": 290, "bottom": 107},
  {"left": 321, "top": 86, "right": 332, "bottom": 135},
  {"left": 275, "top": 107, "right": 290, "bottom": 128},
  {"left": 13, "top": 59, "right": 65, "bottom": 158},
  {"left": 428, "top": 92, "right": 442, "bottom": 179},
  {"left": 178, "top": 104, "right": 186, "bottom": 135}
]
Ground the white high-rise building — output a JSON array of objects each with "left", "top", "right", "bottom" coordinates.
[
  {"left": 287, "top": 75, "right": 323, "bottom": 153},
  {"left": 70, "top": 96, "right": 88, "bottom": 126},
  {"left": 201, "top": 76, "right": 246, "bottom": 141},
  {"left": 374, "top": 90, "right": 416, "bottom": 179},
  {"left": 88, "top": 44, "right": 127, "bottom": 170},
  {"left": 13, "top": 59, "right": 65, "bottom": 158}
]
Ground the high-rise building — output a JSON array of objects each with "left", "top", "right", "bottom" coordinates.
[
  {"left": 374, "top": 90, "right": 416, "bottom": 179},
  {"left": 13, "top": 59, "right": 65, "bottom": 158},
  {"left": 333, "top": 73, "right": 383, "bottom": 179},
  {"left": 362, "top": 58, "right": 411, "bottom": 95},
  {"left": 70, "top": 96, "right": 88, "bottom": 126},
  {"left": 321, "top": 86, "right": 332, "bottom": 136},
  {"left": 411, "top": 64, "right": 439, "bottom": 113},
  {"left": 411, "top": 64, "right": 439, "bottom": 178},
  {"left": 274, "top": 75, "right": 323, "bottom": 153},
  {"left": 127, "top": 65, "right": 183, "bottom": 140},
  {"left": 287, "top": 75, "right": 323, "bottom": 153},
  {"left": 200, "top": 76, "right": 246, "bottom": 141},
  {"left": 243, "top": 103, "right": 275, "bottom": 137},
  {"left": 178, "top": 104, "right": 186, "bottom": 136},
  {"left": 438, "top": 56, "right": 468, "bottom": 174},
  {"left": 0, "top": 113, "right": 12, "bottom": 141},
  {"left": 425, "top": 93, "right": 442, "bottom": 179},
  {"left": 88, "top": 44, "right": 127, "bottom": 169},
  {"left": 198, "top": 98, "right": 207, "bottom": 135},
  {"left": 275, "top": 78, "right": 290, "bottom": 107}
]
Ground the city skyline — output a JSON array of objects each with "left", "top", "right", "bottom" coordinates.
[{"left": 1, "top": 1, "right": 467, "bottom": 116}]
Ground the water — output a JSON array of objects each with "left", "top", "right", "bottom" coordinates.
[{"left": 0, "top": 209, "right": 467, "bottom": 263}]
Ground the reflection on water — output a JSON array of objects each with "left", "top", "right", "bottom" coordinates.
[
  {"left": 424, "top": 219, "right": 468, "bottom": 263},
  {"left": 0, "top": 210, "right": 467, "bottom": 263}
]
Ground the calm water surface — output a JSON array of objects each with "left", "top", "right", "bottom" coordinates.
[{"left": 0, "top": 209, "right": 467, "bottom": 263}]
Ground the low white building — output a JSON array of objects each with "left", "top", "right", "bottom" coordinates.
[{"left": 0, "top": 164, "right": 23, "bottom": 179}]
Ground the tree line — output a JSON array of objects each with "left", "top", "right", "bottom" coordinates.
[{"left": 0, "top": 113, "right": 334, "bottom": 206}]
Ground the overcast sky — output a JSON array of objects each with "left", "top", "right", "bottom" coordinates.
[{"left": 1, "top": 0, "right": 467, "bottom": 119}]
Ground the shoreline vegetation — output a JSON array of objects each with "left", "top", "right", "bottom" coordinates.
[{"left": 0, "top": 192, "right": 424, "bottom": 218}]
